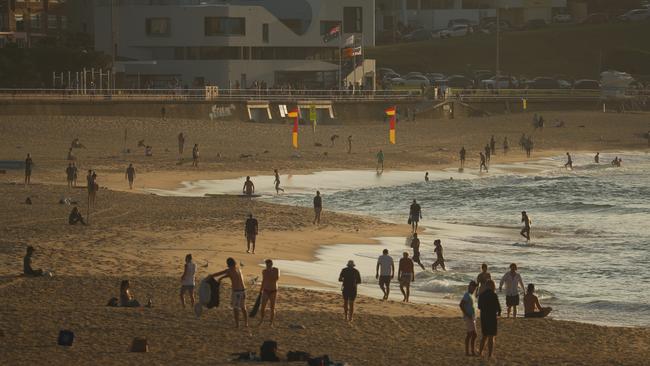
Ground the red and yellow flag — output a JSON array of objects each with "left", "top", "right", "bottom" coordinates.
[
  {"left": 386, "top": 106, "right": 396, "bottom": 144},
  {"left": 289, "top": 108, "right": 299, "bottom": 148}
]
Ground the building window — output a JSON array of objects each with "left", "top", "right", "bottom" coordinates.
[
  {"left": 199, "top": 46, "right": 241, "bottom": 60},
  {"left": 15, "top": 14, "right": 24, "bottom": 32},
  {"left": 343, "top": 7, "right": 362, "bottom": 33},
  {"left": 262, "top": 23, "right": 269, "bottom": 43},
  {"left": 31, "top": 14, "right": 41, "bottom": 30},
  {"left": 48, "top": 15, "right": 57, "bottom": 29},
  {"left": 61, "top": 16, "right": 67, "bottom": 30},
  {"left": 204, "top": 17, "right": 246, "bottom": 36},
  {"left": 407, "top": 0, "right": 419, "bottom": 10},
  {"left": 320, "top": 20, "right": 341, "bottom": 36},
  {"left": 146, "top": 18, "right": 171, "bottom": 36}
]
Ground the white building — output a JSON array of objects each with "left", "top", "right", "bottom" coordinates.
[{"left": 94, "top": 0, "right": 375, "bottom": 89}]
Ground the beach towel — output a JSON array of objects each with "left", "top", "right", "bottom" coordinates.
[{"left": 249, "top": 293, "right": 262, "bottom": 318}]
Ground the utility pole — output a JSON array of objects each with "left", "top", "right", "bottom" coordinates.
[{"left": 495, "top": 0, "right": 500, "bottom": 90}]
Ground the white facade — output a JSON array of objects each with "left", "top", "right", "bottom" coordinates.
[{"left": 94, "top": 0, "right": 375, "bottom": 89}]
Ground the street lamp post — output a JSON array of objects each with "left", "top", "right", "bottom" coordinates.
[{"left": 495, "top": 0, "right": 500, "bottom": 91}]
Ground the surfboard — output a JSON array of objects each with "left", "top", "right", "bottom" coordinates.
[
  {"left": 195, "top": 276, "right": 220, "bottom": 318},
  {"left": 248, "top": 293, "right": 262, "bottom": 318}
]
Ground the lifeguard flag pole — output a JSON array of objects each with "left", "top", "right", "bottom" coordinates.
[
  {"left": 385, "top": 106, "right": 396, "bottom": 144},
  {"left": 288, "top": 108, "right": 299, "bottom": 148}
]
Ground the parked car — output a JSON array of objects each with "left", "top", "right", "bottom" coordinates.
[
  {"left": 381, "top": 71, "right": 401, "bottom": 82},
  {"left": 481, "top": 19, "right": 512, "bottom": 33},
  {"left": 425, "top": 73, "right": 446, "bottom": 83},
  {"left": 445, "top": 75, "right": 474, "bottom": 88},
  {"left": 553, "top": 13, "right": 573, "bottom": 23},
  {"left": 439, "top": 24, "right": 472, "bottom": 38},
  {"left": 389, "top": 74, "right": 431, "bottom": 87},
  {"left": 580, "top": 13, "right": 609, "bottom": 25},
  {"left": 481, "top": 76, "right": 519, "bottom": 89},
  {"left": 523, "top": 19, "right": 547, "bottom": 30},
  {"left": 573, "top": 79, "right": 601, "bottom": 89},
  {"left": 448, "top": 18, "right": 473, "bottom": 28},
  {"left": 617, "top": 9, "right": 650, "bottom": 22},
  {"left": 402, "top": 28, "right": 433, "bottom": 42},
  {"left": 403, "top": 72, "right": 424, "bottom": 79},
  {"left": 526, "top": 77, "right": 561, "bottom": 89}
]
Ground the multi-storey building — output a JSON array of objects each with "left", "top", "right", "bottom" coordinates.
[
  {"left": 0, "top": 0, "right": 68, "bottom": 47},
  {"left": 94, "top": 0, "right": 375, "bottom": 90}
]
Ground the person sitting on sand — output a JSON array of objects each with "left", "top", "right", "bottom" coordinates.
[
  {"left": 398, "top": 252, "right": 415, "bottom": 303},
  {"left": 524, "top": 284, "right": 552, "bottom": 318},
  {"left": 68, "top": 206, "right": 87, "bottom": 225},
  {"left": 242, "top": 176, "right": 255, "bottom": 196},
  {"left": 23, "top": 246, "right": 44, "bottom": 277},
  {"left": 180, "top": 254, "right": 196, "bottom": 308},
  {"left": 460, "top": 281, "right": 479, "bottom": 356},
  {"left": 338, "top": 260, "right": 361, "bottom": 322},
  {"left": 478, "top": 280, "right": 501, "bottom": 360},
  {"left": 409, "top": 199, "right": 422, "bottom": 233},
  {"left": 245, "top": 214, "right": 258, "bottom": 254},
  {"left": 432, "top": 239, "right": 446, "bottom": 271},
  {"left": 258, "top": 259, "right": 280, "bottom": 327},
  {"left": 476, "top": 263, "right": 492, "bottom": 296},
  {"left": 210, "top": 258, "right": 248, "bottom": 328},
  {"left": 313, "top": 191, "right": 322, "bottom": 225},
  {"left": 410, "top": 233, "right": 425, "bottom": 271},
  {"left": 119, "top": 280, "right": 144, "bottom": 307},
  {"left": 376, "top": 249, "right": 394, "bottom": 301}
]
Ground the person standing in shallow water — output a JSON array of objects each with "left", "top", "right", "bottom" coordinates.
[
  {"left": 564, "top": 152, "right": 573, "bottom": 170},
  {"left": 409, "top": 199, "right": 422, "bottom": 233},
  {"left": 520, "top": 211, "right": 531, "bottom": 241},
  {"left": 242, "top": 176, "right": 255, "bottom": 196},
  {"left": 432, "top": 239, "right": 446, "bottom": 271},
  {"left": 273, "top": 169, "right": 284, "bottom": 194},
  {"left": 594, "top": 152, "right": 600, "bottom": 164},
  {"left": 313, "top": 191, "right": 322, "bottom": 225},
  {"left": 459, "top": 147, "right": 466, "bottom": 169},
  {"left": 398, "top": 252, "right": 415, "bottom": 302},
  {"left": 376, "top": 149, "right": 384, "bottom": 173},
  {"left": 410, "top": 233, "right": 426, "bottom": 271},
  {"left": 24, "top": 153, "right": 34, "bottom": 185},
  {"left": 479, "top": 152, "right": 488, "bottom": 173},
  {"left": 125, "top": 163, "right": 136, "bottom": 190}
]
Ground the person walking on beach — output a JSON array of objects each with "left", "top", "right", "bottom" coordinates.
[
  {"left": 425, "top": 172, "right": 429, "bottom": 182},
  {"left": 460, "top": 281, "right": 479, "bottom": 356},
  {"left": 273, "top": 169, "right": 284, "bottom": 194},
  {"left": 178, "top": 132, "right": 185, "bottom": 156},
  {"left": 594, "top": 152, "right": 600, "bottom": 164},
  {"left": 398, "top": 252, "right": 415, "bottom": 302},
  {"left": 66, "top": 163, "right": 75, "bottom": 189},
  {"left": 409, "top": 199, "right": 422, "bottom": 233},
  {"left": 245, "top": 214, "right": 258, "bottom": 254},
  {"left": 339, "top": 260, "right": 361, "bottom": 322},
  {"left": 459, "top": 147, "right": 466, "bottom": 169},
  {"left": 258, "top": 259, "right": 280, "bottom": 327},
  {"left": 519, "top": 133, "right": 527, "bottom": 151},
  {"left": 211, "top": 257, "right": 248, "bottom": 328},
  {"left": 479, "top": 152, "right": 488, "bottom": 173},
  {"left": 564, "top": 152, "right": 573, "bottom": 170},
  {"left": 191, "top": 144, "right": 199, "bottom": 167},
  {"left": 243, "top": 176, "right": 255, "bottom": 196},
  {"left": 86, "top": 170, "right": 98, "bottom": 208},
  {"left": 347, "top": 135, "right": 352, "bottom": 154},
  {"left": 476, "top": 263, "right": 492, "bottom": 296},
  {"left": 24, "top": 153, "right": 34, "bottom": 185},
  {"left": 503, "top": 137, "right": 509, "bottom": 155},
  {"left": 432, "top": 239, "right": 446, "bottom": 271},
  {"left": 478, "top": 280, "right": 501, "bottom": 360},
  {"left": 410, "top": 233, "right": 426, "bottom": 271},
  {"left": 313, "top": 191, "right": 322, "bottom": 225},
  {"left": 490, "top": 136, "right": 496, "bottom": 155},
  {"left": 125, "top": 163, "right": 136, "bottom": 190},
  {"left": 524, "top": 284, "right": 552, "bottom": 318},
  {"left": 520, "top": 211, "right": 531, "bottom": 241},
  {"left": 499, "top": 263, "right": 525, "bottom": 318},
  {"left": 484, "top": 145, "right": 491, "bottom": 164},
  {"left": 376, "top": 149, "right": 384, "bottom": 173},
  {"left": 180, "top": 254, "right": 196, "bottom": 308},
  {"left": 376, "top": 249, "right": 394, "bottom": 300}
]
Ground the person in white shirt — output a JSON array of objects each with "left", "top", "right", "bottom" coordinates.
[
  {"left": 375, "top": 249, "right": 395, "bottom": 301},
  {"left": 180, "top": 254, "right": 197, "bottom": 308},
  {"left": 499, "top": 263, "right": 525, "bottom": 318}
]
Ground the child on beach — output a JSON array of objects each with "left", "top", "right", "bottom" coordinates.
[
  {"left": 180, "top": 254, "right": 196, "bottom": 308},
  {"left": 460, "top": 281, "right": 478, "bottom": 356}
]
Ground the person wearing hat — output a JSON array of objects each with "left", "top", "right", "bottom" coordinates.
[
  {"left": 460, "top": 280, "right": 479, "bottom": 356},
  {"left": 338, "top": 260, "right": 361, "bottom": 322},
  {"left": 23, "top": 246, "right": 44, "bottom": 277}
]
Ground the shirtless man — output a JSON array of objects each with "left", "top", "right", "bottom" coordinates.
[
  {"left": 432, "top": 239, "right": 446, "bottom": 271},
  {"left": 564, "top": 152, "right": 573, "bottom": 170},
  {"left": 409, "top": 199, "right": 422, "bottom": 233},
  {"left": 125, "top": 163, "right": 136, "bottom": 189},
  {"left": 398, "top": 252, "right": 415, "bottom": 302},
  {"left": 459, "top": 147, "right": 466, "bottom": 169},
  {"left": 245, "top": 214, "right": 258, "bottom": 253},
  {"left": 410, "top": 233, "right": 425, "bottom": 271},
  {"left": 258, "top": 259, "right": 280, "bottom": 327},
  {"left": 273, "top": 169, "right": 284, "bottom": 194},
  {"left": 210, "top": 258, "right": 248, "bottom": 328},
  {"left": 242, "top": 176, "right": 255, "bottom": 196},
  {"left": 479, "top": 152, "right": 488, "bottom": 173},
  {"left": 24, "top": 153, "right": 34, "bottom": 185},
  {"left": 520, "top": 211, "right": 531, "bottom": 241},
  {"left": 313, "top": 191, "right": 322, "bottom": 225},
  {"left": 523, "top": 284, "right": 552, "bottom": 318},
  {"left": 476, "top": 263, "right": 492, "bottom": 296},
  {"left": 594, "top": 152, "right": 600, "bottom": 164}
]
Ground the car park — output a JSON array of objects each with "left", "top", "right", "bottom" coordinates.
[
  {"left": 580, "top": 13, "right": 609, "bottom": 25},
  {"left": 402, "top": 28, "right": 434, "bottom": 42},
  {"left": 425, "top": 73, "right": 446, "bottom": 83},
  {"left": 439, "top": 24, "right": 472, "bottom": 38},
  {"left": 617, "top": 9, "right": 650, "bottom": 22},
  {"left": 553, "top": 13, "right": 573, "bottom": 23},
  {"left": 445, "top": 75, "right": 474, "bottom": 88},
  {"left": 389, "top": 74, "right": 431, "bottom": 87},
  {"left": 526, "top": 77, "right": 561, "bottom": 89},
  {"left": 481, "top": 76, "right": 518, "bottom": 89},
  {"left": 573, "top": 79, "right": 601, "bottom": 89}
]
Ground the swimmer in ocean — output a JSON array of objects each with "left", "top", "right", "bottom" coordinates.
[{"left": 243, "top": 176, "right": 255, "bottom": 196}]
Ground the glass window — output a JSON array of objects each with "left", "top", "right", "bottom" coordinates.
[
  {"left": 204, "top": 17, "right": 246, "bottom": 36},
  {"left": 320, "top": 21, "right": 340, "bottom": 36},
  {"left": 262, "top": 23, "right": 269, "bottom": 43},
  {"left": 31, "top": 14, "right": 41, "bottom": 30},
  {"left": 343, "top": 7, "right": 362, "bottom": 33},
  {"left": 146, "top": 18, "right": 171, "bottom": 36},
  {"left": 15, "top": 14, "right": 24, "bottom": 32},
  {"left": 61, "top": 16, "right": 67, "bottom": 30},
  {"left": 48, "top": 15, "right": 57, "bottom": 29}
]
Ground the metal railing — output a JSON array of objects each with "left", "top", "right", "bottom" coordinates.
[{"left": 443, "top": 88, "right": 650, "bottom": 101}]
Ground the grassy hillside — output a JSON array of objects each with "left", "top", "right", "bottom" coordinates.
[{"left": 366, "top": 22, "right": 650, "bottom": 79}]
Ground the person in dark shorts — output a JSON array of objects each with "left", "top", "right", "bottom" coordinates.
[
  {"left": 68, "top": 206, "right": 87, "bottom": 225},
  {"left": 339, "top": 260, "right": 361, "bottom": 322},
  {"left": 520, "top": 211, "right": 531, "bottom": 241},
  {"left": 409, "top": 199, "right": 422, "bottom": 233},
  {"left": 24, "top": 153, "right": 33, "bottom": 185},
  {"left": 66, "top": 163, "right": 75, "bottom": 188},
  {"left": 564, "top": 152, "right": 573, "bottom": 170},
  {"left": 313, "top": 191, "right": 322, "bottom": 225},
  {"left": 490, "top": 135, "right": 496, "bottom": 155},
  {"left": 479, "top": 152, "right": 488, "bottom": 173},
  {"left": 410, "top": 233, "right": 425, "bottom": 271},
  {"left": 459, "top": 147, "right": 466, "bottom": 169},
  {"left": 242, "top": 176, "right": 255, "bottom": 196},
  {"left": 499, "top": 263, "right": 525, "bottom": 318},
  {"left": 476, "top": 263, "right": 492, "bottom": 296},
  {"left": 398, "top": 252, "right": 415, "bottom": 302},
  {"left": 432, "top": 239, "right": 446, "bottom": 271},
  {"left": 177, "top": 132, "right": 185, "bottom": 156},
  {"left": 24, "top": 246, "right": 44, "bottom": 276},
  {"left": 478, "top": 280, "right": 501, "bottom": 359},
  {"left": 125, "top": 163, "right": 136, "bottom": 190},
  {"left": 192, "top": 144, "right": 199, "bottom": 167},
  {"left": 524, "top": 284, "right": 552, "bottom": 318},
  {"left": 245, "top": 214, "right": 258, "bottom": 254},
  {"left": 376, "top": 249, "right": 394, "bottom": 300},
  {"left": 273, "top": 169, "right": 284, "bottom": 194}
]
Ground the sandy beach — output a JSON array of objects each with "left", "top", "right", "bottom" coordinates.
[{"left": 1, "top": 111, "right": 649, "bottom": 365}]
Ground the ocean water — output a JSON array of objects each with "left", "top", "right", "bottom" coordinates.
[{"left": 154, "top": 152, "right": 650, "bottom": 327}]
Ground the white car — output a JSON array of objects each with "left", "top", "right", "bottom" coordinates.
[
  {"left": 553, "top": 13, "right": 572, "bottom": 23},
  {"left": 389, "top": 75, "right": 431, "bottom": 87},
  {"left": 481, "top": 76, "right": 518, "bottom": 89},
  {"left": 618, "top": 9, "right": 650, "bottom": 22},
  {"left": 439, "top": 25, "right": 471, "bottom": 39}
]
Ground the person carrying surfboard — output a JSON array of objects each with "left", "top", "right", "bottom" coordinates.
[{"left": 210, "top": 258, "right": 248, "bottom": 328}]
